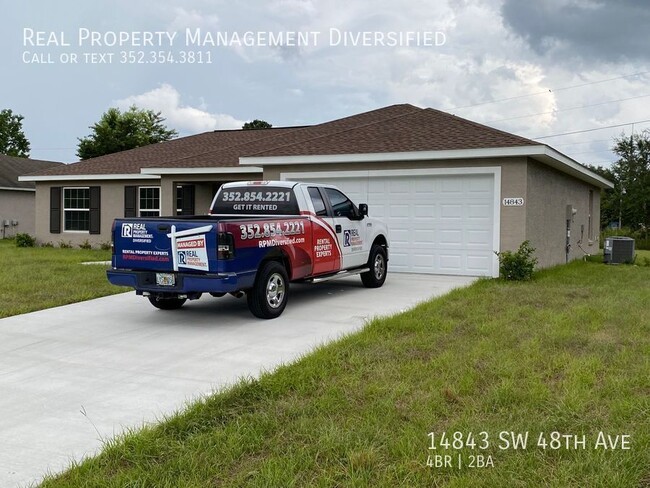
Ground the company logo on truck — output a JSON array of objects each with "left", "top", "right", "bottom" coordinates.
[{"left": 121, "top": 223, "right": 153, "bottom": 243}]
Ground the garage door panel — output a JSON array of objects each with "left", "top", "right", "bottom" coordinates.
[
  {"left": 414, "top": 204, "right": 435, "bottom": 218},
  {"left": 293, "top": 173, "right": 495, "bottom": 276},
  {"left": 441, "top": 204, "right": 462, "bottom": 219}
]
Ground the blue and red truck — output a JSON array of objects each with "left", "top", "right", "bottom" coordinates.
[{"left": 108, "top": 181, "right": 389, "bottom": 318}]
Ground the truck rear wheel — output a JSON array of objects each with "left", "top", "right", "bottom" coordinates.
[
  {"left": 148, "top": 296, "right": 187, "bottom": 310},
  {"left": 247, "top": 261, "right": 289, "bottom": 319},
  {"left": 361, "top": 245, "right": 387, "bottom": 288}
]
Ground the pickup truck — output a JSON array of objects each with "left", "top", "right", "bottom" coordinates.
[{"left": 107, "top": 181, "right": 389, "bottom": 319}]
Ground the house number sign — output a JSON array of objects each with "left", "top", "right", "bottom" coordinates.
[{"left": 502, "top": 197, "right": 524, "bottom": 206}]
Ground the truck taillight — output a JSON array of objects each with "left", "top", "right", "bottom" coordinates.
[{"left": 217, "top": 232, "right": 235, "bottom": 260}]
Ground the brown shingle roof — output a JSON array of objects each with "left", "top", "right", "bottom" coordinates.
[
  {"left": 248, "top": 108, "right": 535, "bottom": 157},
  {"left": 28, "top": 104, "right": 538, "bottom": 177},
  {"left": 0, "top": 155, "right": 63, "bottom": 188}
]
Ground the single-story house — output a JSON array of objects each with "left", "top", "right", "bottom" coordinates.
[
  {"left": 21, "top": 104, "right": 613, "bottom": 277},
  {"left": 0, "top": 154, "right": 63, "bottom": 238}
]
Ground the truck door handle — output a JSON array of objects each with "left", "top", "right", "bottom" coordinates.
[
  {"left": 158, "top": 224, "right": 170, "bottom": 231},
  {"left": 335, "top": 225, "right": 342, "bottom": 233}
]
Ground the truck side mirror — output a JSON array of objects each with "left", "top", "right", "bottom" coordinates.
[{"left": 359, "top": 204, "right": 368, "bottom": 217}]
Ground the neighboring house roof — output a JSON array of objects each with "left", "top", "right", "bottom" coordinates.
[
  {"left": 19, "top": 104, "right": 613, "bottom": 189},
  {"left": 0, "top": 154, "right": 63, "bottom": 190}
]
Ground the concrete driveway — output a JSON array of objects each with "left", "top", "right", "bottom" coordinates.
[{"left": 0, "top": 273, "right": 475, "bottom": 487}]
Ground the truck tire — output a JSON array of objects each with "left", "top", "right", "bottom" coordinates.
[
  {"left": 247, "top": 261, "right": 289, "bottom": 319},
  {"left": 148, "top": 296, "right": 187, "bottom": 310},
  {"left": 361, "top": 244, "right": 387, "bottom": 288}
]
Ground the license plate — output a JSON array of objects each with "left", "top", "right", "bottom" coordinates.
[{"left": 156, "top": 273, "right": 175, "bottom": 286}]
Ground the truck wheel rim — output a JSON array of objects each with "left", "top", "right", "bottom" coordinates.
[
  {"left": 266, "top": 273, "right": 285, "bottom": 308},
  {"left": 374, "top": 254, "right": 385, "bottom": 279}
]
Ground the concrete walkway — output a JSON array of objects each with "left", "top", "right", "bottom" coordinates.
[{"left": 0, "top": 273, "right": 475, "bottom": 487}]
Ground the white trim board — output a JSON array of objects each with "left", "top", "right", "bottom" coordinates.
[
  {"left": 19, "top": 174, "right": 160, "bottom": 182},
  {"left": 282, "top": 166, "right": 502, "bottom": 278},
  {"left": 0, "top": 186, "right": 35, "bottom": 192},
  {"left": 141, "top": 166, "right": 263, "bottom": 175},
  {"left": 244, "top": 144, "right": 613, "bottom": 190}
]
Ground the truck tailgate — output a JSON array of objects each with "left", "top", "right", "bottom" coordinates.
[{"left": 113, "top": 219, "right": 218, "bottom": 273}]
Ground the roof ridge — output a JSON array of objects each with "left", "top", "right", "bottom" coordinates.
[
  {"left": 424, "top": 107, "right": 537, "bottom": 145},
  {"left": 158, "top": 126, "right": 310, "bottom": 167},
  {"left": 151, "top": 104, "right": 421, "bottom": 167},
  {"left": 245, "top": 104, "right": 422, "bottom": 157}
]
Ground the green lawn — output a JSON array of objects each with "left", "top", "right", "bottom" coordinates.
[
  {"left": 0, "top": 239, "right": 127, "bottom": 319},
  {"left": 39, "top": 260, "right": 650, "bottom": 487}
]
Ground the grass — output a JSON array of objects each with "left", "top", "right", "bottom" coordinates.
[
  {"left": 0, "top": 239, "right": 127, "bottom": 319},
  {"left": 39, "top": 260, "right": 650, "bottom": 487}
]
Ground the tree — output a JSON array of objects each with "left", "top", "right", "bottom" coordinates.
[
  {"left": 610, "top": 131, "right": 650, "bottom": 231},
  {"left": 586, "top": 163, "right": 618, "bottom": 229},
  {"left": 0, "top": 109, "right": 30, "bottom": 157},
  {"left": 77, "top": 106, "right": 177, "bottom": 160},
  {"left": 242, "top": 119, "right": 272, "bottom": 130}
]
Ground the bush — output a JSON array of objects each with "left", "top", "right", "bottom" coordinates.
[
  {"left": 100, "top": 241, "right": 112, "bottom": 251},
  {"left": 79, "top": 239, "right": 92, "bottom": 250},
  {"left": 495, "top": 240, "right": 538, "bottom": 281},
  {"left": 601, "top": 227, "right": 650, "bottom": 250},
  {"left": 15, "top": 233, "right": 36, "bottom": 247},
  {"left": 59, "top": 241, "right": 72, "bottom": 249},
  {"left": 41, "top": 241, "right": 54, "bottom": 248}
]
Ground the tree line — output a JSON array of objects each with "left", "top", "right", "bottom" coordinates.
[{"left": 0, "top": 107, "right": 271, "bottom": 160}]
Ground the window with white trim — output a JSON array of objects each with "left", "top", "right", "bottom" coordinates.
[
  {"left": 176, "top": 185, "right": 183, "bottom": 214},
  {"left": 63, "top": 187, "right": 90, "bottom": 232},
  {"left": 139, "top": 186, "right": 160, "bottom": 217}
]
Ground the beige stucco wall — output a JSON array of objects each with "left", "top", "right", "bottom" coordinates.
[
  {"left": 0, "top": 189, "right": 37, "bottom": 237},
  {"left": 158, "top": 175, "right": 248, "bottom": 215},
  {"left": 525, "top": 159, "right": 601, "bottom": 268},
  {"left": 34, "top": 173, "right": 259, "bottom": 247},
  {"left": 35, "top": 180, "right": 139, "bottom": 247}
]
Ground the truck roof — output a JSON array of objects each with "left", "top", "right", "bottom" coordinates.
[{"left": 221, "top": 180, "right": 299, "bottom": 190}]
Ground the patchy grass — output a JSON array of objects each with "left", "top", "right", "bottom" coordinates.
[
  {"left": 0, "top": 239, "right": 126, "bottom": 319},
  {"left": 40, "top": 261, "right": 650, "bottom": 487}
]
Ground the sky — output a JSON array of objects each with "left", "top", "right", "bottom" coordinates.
[{"left": 2, "top": 0, "right": 649, "bottom": 168}]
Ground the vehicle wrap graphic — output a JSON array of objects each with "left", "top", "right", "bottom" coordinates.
[{"left": 167, "top": 225, "right": 213, "bottom": 272}]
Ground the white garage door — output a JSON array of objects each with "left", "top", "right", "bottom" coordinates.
[{"left": 290, "top": 172, "right": 498, "bottom": 277}]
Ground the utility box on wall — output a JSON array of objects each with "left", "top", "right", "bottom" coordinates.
[{"left": 603, "top": 236, "right": 635, "bottom": 264}]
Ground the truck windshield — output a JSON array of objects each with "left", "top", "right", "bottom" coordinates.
[{"left": 211, "top": 186, "right": 300, "bottom": 215}]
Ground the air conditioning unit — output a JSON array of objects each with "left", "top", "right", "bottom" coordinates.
[{"left": 603, "top": 237, "right": 635, "bottom": 264}]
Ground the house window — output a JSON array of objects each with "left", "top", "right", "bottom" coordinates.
[
  {"left": 63, "top": 187, "right": 90, "bottom": 232},
  {"left": 139, "top": 186, "right": 160, "bottom": 217}
]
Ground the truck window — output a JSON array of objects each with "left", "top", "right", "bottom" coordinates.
[
  {"left": 308, "top": 187, "right": 328, "bottom": 216},
  {"left": 211, "top": 186, "right": 300, "bottom": 215},
  {"left": 324, "top": 188, "right": 355, "bottom": 219}
]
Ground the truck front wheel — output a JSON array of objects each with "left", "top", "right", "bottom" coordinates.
[
  {"left": 148, "top": 296, "right": 187, "bottom": 310},
  {"left": 247, "top": 261, "right": 289, "bottom": 319},
  {"left": 361, "top": 245, "right": 387, "bottom": 288}
]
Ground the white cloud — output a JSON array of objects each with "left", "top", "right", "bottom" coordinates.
[{"left": 115, "top": 84, "right": 245, "bottom": 133}]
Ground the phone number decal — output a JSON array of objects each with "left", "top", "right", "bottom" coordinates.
[
  {"left": 222, "top": 191, "right": 292, "bottom": 203},
  {"left": 239, "top": 221, "right": 305, "bottom": 240}
]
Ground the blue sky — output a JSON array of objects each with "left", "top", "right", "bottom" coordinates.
[{"left": 2, "top": 0, "right": 649, "bottom": 167}]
